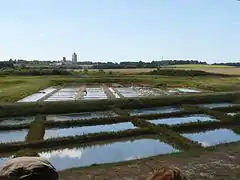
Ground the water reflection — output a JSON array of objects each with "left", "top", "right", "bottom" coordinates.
[
  {"left": 45, "top": 88, "right": 79, "bottom": 101},
  {"left": 0, "top": 129, "right": 28, "bottom": 143},
  {"left": 175, "top": 88, "right": 201, "bottom": 93},
  {"left": 83, "top": 87, "right": 108, "bottom": 100},
  {"left": 182, "top": 128, "right": 240, "bottom": 147},
  {"left": 116, "top": 87, "right": 138, "bottom": 98},
  {"left": 198, "top": 103, "right": 234, "bottom": 109},
  {"left": 0, "top": 157, "right": 9, "bottom": 166},
  {"left": 0, "top": 117, "right": 34, "bottom": 126},
  {"left": 47, "top": 111, "right": 118, "bottom": 121},
  {"left": 149, "top": 114, "right": 217, "bottom": 125},
  {"left": 130, "top": 107, "right": 180, "bottom": 116},
  {"left": 39, "top": 139, "right": 178, "bottom": 170},
  {"left": 45, "top": 122, "right": 135, "bottom": 139},
  {"left": 227, "top": 112, "right": 238, "bottom": 116}
]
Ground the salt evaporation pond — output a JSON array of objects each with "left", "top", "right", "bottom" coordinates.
[
  {"left": 47, "top": 111, "right": 118, "bottom": 121},
  {"left": 39, "top": 138, "right": 179, "bottom": 170},
  {"left": 134, "top": 87, "right": 160, "bottom": 97},
  {"left": 0, "top": 117, "right": 35, "bottom": 126},
  {"left": 227, "top": 112, "right": 238, "bottom": 116},
  {"left": 83, "top": 87, "right": 107, "bottom": 100},
  {"left": 182, "top": 128, "right": 240, "bottom": 147},
  {"left": 0, "top": 129, "right": 28, "bottom": 143},
  {"left": 0, "top": 111, "right": 118, "bottom": 126},
  {"left": 45, "top": 122, "right": 135, "bottom": 139},
  {"left": 175, "top": 88, "right": 201, "bottom": 93},
  {"left": 116, "top": 87, "right": 138, "bottom": 98},
  {"left": 130, "top": 106, "right": 180, "bottom": 116},
  {"left": 108, "top": 87, "right": 121, "bottom": 98},
  {"left": 198, "top": 102, "right": 234, "bottom": 109},
  {"left": 18, "top": 87, "right": 56, "bottom": 102},
  {"left": 45, "top": 88, "right": 79, "bottom": 101},
  {"left": 148, "top": 114, "right": 217, "bottom": 125}
]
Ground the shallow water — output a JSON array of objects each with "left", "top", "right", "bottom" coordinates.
[
  {"left": 45, "top": 88, "right": 79, "bottom": 101},
  {"left": 18, "top": 87, "right": 56, "bottom": 102},
  {"left": 83, "top": 88, "right": 107, "bottom": 100},
  {"left": 130, "top": 107, "right": 180, "bottom": 116},
  {"left": 0, "top": 129, "right": 28, "bottom": 143},
  {"left": 47, "top": 111, "right": 118, "bottom": 121},
  {"left": 182, "top": 128, "right": 240, "bottom": 147},
  {"left": 116, "top": 87, "right": 138, "bottom": 98},
  {"left": 175, "top": 88, "right": 201, "bottom": 93},
  {"left": 227, "top": 112, "right": 238, "bottom": 116},
  {"left": 0, "top": 117, "right": 35, "bottom": 126},
  {"left": 198, "top": 102, "right": 234, "bottom": 109},
  {"left": 0, "top": 157, "right": 9, "bottom": 167},
  {"left": 148, "top": 114, "right": 217, "bottom": 125},
  {"left": 45, "top": 122, "right": 135, "bottom": 139},
  {"left": 39, "top": 138, "right": 179, "bottom": 170}
]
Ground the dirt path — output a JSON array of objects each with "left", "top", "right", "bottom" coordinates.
[
  {"left": 75, "top": 85, "right": 86, "bottom": 100},
  {"left": 59, "top": 143, "right": 240, "bottom": 180},
  {"left": 101, "top": 84, "right": 115, "bottom": 99}
]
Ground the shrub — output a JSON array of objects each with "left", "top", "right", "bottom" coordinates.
[{"left": 147, "top": 69, "right": 229, "bottom": 77}]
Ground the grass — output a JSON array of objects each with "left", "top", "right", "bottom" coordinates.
[
  {"left": 0, "top": 128, "right": 155, "bottom": 153},
  {"left": 78, "top": 65, "right": 239, "bottom": 76},
  {"left": 171, "top": 120, "right": 240, "bottom": 133},
  {"left": 0, "top": 111, "right": 195, "bottom": 131},
  {"left": 0, "top": 76, "right": 52, "bottom": 102},
  {"left": 181, "top": 104, "right": 234, "bottom": 122},
  {"left": 168, "top": 64, "right": 240, "bottom": 75},
  {"left": 171, "top": 64, "right": 233, "bottom": 68},
  {"left": 0, "top": 72, "right": 239, "bottom": 178},
  {"left": 80, "top": 68, "right": 157, "bottom": 74},
  {"left": 58, "top": 141, "right": 240, "bottom": 180},
  {"left": 0, "top": 73, "right": 240, "bottom": 103},
  {"left": 0, "top": 91, "right": 239, "bottom": 117}
]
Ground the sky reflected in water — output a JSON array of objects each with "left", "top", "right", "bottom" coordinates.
[
  {"left": 149, "top": 114, "right": 217, "bottom": 125},
  {"left": 39, "top": 138, "right": 178, "bottom": 170},
  {"left": 182, "top": 128, "right": 240, "bottom": 147}
]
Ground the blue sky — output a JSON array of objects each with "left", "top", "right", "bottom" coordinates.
[{"left": 0, "top": 0, "right": 239, "bottom": 63}]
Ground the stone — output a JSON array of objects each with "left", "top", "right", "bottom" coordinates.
[{"left": 0, "top": 156, "right": 58, "bottom": 180}]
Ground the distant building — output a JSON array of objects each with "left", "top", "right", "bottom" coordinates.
[
  {"left": 72, "top": 52, "right": 77, "bottom": 63},
  {"left": 63, "top": 57, "right": 66, "bottom": 62}
]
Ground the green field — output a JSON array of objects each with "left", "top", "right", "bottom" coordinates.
[
  {"left": 171, "top": 64, "right": 232, "bottom": 68},
  {"left": 0, "top": 70, "right": 240, "bottom": 180},
  {"left": 169, "top": 64, "right": 240, "bottom": 75},
  {"left": 0, "top": 73, "right": 240, "bottom": 103}
]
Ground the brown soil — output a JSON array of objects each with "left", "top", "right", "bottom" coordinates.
[{"left": 59, "top": 143, "right": 240, "bottom": 180}]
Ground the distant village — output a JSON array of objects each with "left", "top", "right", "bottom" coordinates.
[
  {"left": 0, "top": 53, "right": 239, "bottom": 69},
  {"left": 11, "top": 52, "right": 94, "bottom": 69}
]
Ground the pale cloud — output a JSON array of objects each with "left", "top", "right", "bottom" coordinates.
[{"left": 39, "top": 148, "right": 83, "bottom": 159}]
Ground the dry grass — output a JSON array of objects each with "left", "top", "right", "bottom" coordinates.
[
  {"left": 90, "top": 65, "right": 239, "bottom": 75},
  {"left": 90, "top": 68, "right": 157, "bottom": 74},
  {"left": 169, "top": 65, "right": 240, "bottom": 75},
  {"left": 199, "top": 68, "right": 240, "bottom": 75}
]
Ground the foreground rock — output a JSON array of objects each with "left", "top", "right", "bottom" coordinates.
[{"left": 0, "top": 157, "right": 58, "bottom": 180}]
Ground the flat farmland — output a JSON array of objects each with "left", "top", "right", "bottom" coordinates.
[
  {"left": 89, "top": 68, "right": 156, "bottom": 74},
  {"left": 170, "top": 64, "right": 240, "bottom": 75},
  {"left": 89, "top": 65, "right": 240, "bottom": 75}
]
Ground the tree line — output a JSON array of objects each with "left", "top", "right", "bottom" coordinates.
[
  {"left": 213, "top": 62, "right": 240, "bottom": 67},
  {"left": 93, "top": 60, "right": 207, "bottom": 69}
]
